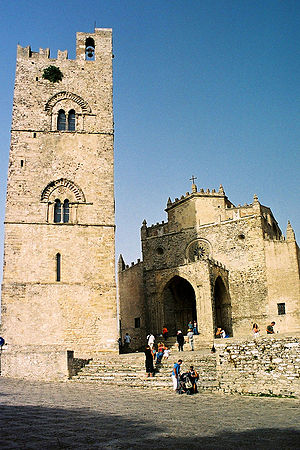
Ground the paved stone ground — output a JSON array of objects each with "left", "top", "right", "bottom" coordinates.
[{"left": 0, "top": 378, "right": 299, "bottom": 449}]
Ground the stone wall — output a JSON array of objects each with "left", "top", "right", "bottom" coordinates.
[
  {"left": 118, "top": 261, "right": 146, "bottom": 349},
  {"left": 1, "top": 29, "right": 118, "bottom": 381},
  {"left": 215, "top": 335, "right": 300, "bottom": 397},
  {"left": 264, "top": 239, "right": 300, "bottom": 333},
  {"left": 1, "top": 345, "right": 69, "bottom": 381}
]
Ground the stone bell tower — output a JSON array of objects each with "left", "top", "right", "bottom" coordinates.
[{"left": 1, "top": 29, "right": 118, "bottom": 379}]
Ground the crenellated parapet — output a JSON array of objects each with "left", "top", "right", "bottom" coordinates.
[
  {"left": 17, "top": 45, "right": 68, "bottom": 60},
  {"left": 141, "top": 219, "right": 169, "bottom": 238},
  {"left": 16, "top": 28, "right": 113, "bottom": 62},
  {"left": 118, "top": 255, "right": 142, "bottom": 272},
  {"left": 166, "top": 184, "right": 229, "bottom": 210}
]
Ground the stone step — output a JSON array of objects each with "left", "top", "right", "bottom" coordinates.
[{"left": 71, "top": 349, "right": 218, "bottom": 392}]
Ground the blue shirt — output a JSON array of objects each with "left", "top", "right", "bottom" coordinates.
[{"left": 172, "top": 363, "right": 181, "bottom": 376}]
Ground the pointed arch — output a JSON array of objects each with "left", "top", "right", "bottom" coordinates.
[
  {"left": 213, "top": 276, "right": 232, "bottom": 337},
  {"left": 41, "top": 178, "right": 86, "bottom": 203},
  {"left": 162, "top": 275, "right": 197, "bottom": 336},
  {"left": 45, "top": 91, "right": 92, "bottom": 114}
]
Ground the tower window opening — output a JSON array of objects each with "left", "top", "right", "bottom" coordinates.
[
  {"left": 63, "top": 199, "right": 70, "bottom": 223},
  {"left": 85, "top": 37, "right": 95, "bottom": 60},
  {"left": 33, "top": 132, "right": 36, "bottom": 138},
  {"left": 277, "top": 303, "right": 286, "bottom": 315},
  {"left": 56, "top": 253, "right": 61, "bottom": 282},
  {"left": 68, "top": 110, "right": 76, "bottom": 131},
  {"left": 57, "top": 109, "right": 66, "bottom": 131},
  {"left": 54, "top": 199, "right": 62, "bottom": 223},
  {"left": 20, "top": 159, "right": 24, "bottom": 167}
]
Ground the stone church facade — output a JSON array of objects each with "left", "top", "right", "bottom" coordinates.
[
  {"left": 1, "top": 29, "right": 118, "bottom": 379},
  {"left": 119, "top": 183, "right": 300, "bottom": 349}
]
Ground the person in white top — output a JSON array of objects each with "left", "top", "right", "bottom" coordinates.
[{"left": 147, "top": 333, "right": 155, "bottom": 349}]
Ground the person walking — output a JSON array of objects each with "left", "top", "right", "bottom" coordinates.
[
  {"left": 177, "top": 330, "right": 184, "bottom": 351},
  {"left": 172, "top": 359, "right": 182, "bottom": 391},
  {"left": 124, "top": 333, "right": 131, "bottom": 351}
]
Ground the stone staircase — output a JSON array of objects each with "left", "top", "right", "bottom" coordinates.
[{"left": 71, "top": 348, "right": 218, "bottom": 391}]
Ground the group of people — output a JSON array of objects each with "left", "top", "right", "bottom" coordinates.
[
  {"left": 214, "top": 321, "right": 277, "bottom": 339},
  {"left": 176, "top": 320, "right": 199, "bottom": 352},
  {"left": 172, "top": 359, "right": 199, "bottom": 394},
  {"left": 145, "top": 333, "right": 171, "bottom": 377},
  {"left": 252, "top": 321, "right": 276, "bottom": 338}
]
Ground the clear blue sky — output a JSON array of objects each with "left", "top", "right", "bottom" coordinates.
[{"left": 0, "top": 0, "right": 299, "bottom": 268}]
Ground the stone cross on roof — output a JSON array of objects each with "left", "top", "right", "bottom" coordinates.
[{"left": 190, "top": 175, "right": 197, "bottom": 184}]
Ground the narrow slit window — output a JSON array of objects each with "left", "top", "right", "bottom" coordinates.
[
  {"left": 63, "top": 199, "right": 69, "bottom": 223},
  {"left": 57, "top": 109, "right": 66, "bottom": 131},
  {"left": 134, "top": 317, "right": 141, "bottom": 328},
  {"left": 68, "top": 110, "right": 76, "bottom": 131},
  {"left": 56, "top": 253, "right": 61, "bottom": 282},
  {"left": 54, "top": 199, "right": 62, "bottom": 223}
]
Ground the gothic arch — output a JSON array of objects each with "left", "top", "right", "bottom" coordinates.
[
  {"left": 41, "top": 178, "right": 86, "bottom": 202},
  {"left": 213, "top": 276, "right": 232, "bottom": 337},
  {"left": 162, "top": 275, "right": 197, "bottom": 336},
  {"left": 45, "top": 91, "right": 92, "bottom": 114}
]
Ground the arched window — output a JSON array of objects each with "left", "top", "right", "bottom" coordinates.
[
  {"left": 85, "top": 37, "right": 95, "bottom": 60},
  {"left": 68, "top": 110, "right": 76, "bottom": 131},
  {"left": 63, "top": 199, "right": 70, "bottom": 223},
  {"left": 56, "top": 253, "right": 61, "bottom": 282},
  {"left": 54, "top": 199, "right": 62, "bottom": 223},
  {"left": 57, "top": 109, "right": 66, "bottom": 130}
]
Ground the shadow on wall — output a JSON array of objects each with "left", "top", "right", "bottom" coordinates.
[{"left": 0, "top": 403, "right": 299, "bottom": 448}]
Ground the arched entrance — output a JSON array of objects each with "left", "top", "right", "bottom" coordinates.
[
  {"left": 213, "top": 276, "right": 232, "bottom": 336},
  {"left": 162, "top": 276, "right": 197, "bottom": 336}
]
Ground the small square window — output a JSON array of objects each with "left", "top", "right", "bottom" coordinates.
[
  {"left": 134, "top": 317, "right": 141, "bottom": 328},
  {"left": 277, "top": 303, "right": 286, "bottom": 315}
]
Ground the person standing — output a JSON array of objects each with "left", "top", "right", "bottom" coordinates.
[
  {"left": 177, "top": 330, "right": 184, "bottom": 351},
  {"left": 188, "top": 365, "right": 199, "bottom": 394},
  {"left": 172, "top": 359, "right": 182, "bottom": 391},
  {"left": 252, "top": 323, "right": 260, "bottom": 338},
  {"left": 162, "top": 326, "right": 168, "bottom": 340},
  {"left": 144, "top": 345, "right": 154, "bottom": 377},
  {"left": 187, "top": 329, "right": 194, "bottom": 351},
  {"left": 147, "top": 333, "right": 155, "bottom": 349},
  {"left": 266, "top": 321, "right": 275, "bottom": 334},
  {"left": 193, "top": 320, "right": 199, "bottom": 335}
]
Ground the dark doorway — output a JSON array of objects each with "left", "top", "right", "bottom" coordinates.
[
  {"left": 213, "top": 276, "right": 232, "bottom": 336},
  {"left": 163, "top": 276, "right": 197, "bottom": 336}
]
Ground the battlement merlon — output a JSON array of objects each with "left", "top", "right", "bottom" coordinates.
[{"left": 16, "top": 28, "right": 113, "bottom": 62}]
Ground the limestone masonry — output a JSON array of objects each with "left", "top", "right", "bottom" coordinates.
[
  {"left": 1, "top": 29, "right": 118, "bottom": 379},
  {"left": 0, "top": 29, "right": 299, "bottom": 387},
  {"left": 119, "top": 183, "right": 300, "bottom": 349}
]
